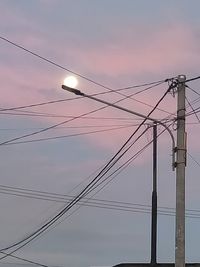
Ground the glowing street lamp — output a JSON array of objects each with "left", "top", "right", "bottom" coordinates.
[{"left": 63, "top": 76, "right": 78, "bottom": 89}]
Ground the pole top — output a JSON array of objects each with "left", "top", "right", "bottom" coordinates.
[{"left": 178, "top": 75, "right": 186, "bottom": 82}]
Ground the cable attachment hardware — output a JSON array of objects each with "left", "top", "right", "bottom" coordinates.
[{"left": 168, "top": 78, "right": 179, "bottom": 97}]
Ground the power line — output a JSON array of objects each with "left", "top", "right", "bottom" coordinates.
[
  {"left": 34, "top": 121, "right": 200, "bottom": 240},
  {"left": 0, "top": 81, "right": 172, "bottom": 117},
  {"left": 0, "top": 123, "right": 139, "bottom": 131},
  {"left": 0, "top": 111, "right": 136, "bottom": 121},
  {"left": 0, "top": 83, "right": 163, "bottom": 112},
  {"left": 187, "top": 153, "right": 200, "bottom": 168},
  {"left": 2, "top": 36, "right": 200, "bottom": 120},
  {"left": 0, "top": 131, "right": 151, "bottom": 261},
  {"left": 182, "top": 95, "right": 200, "bottom": 118},
  {"left": 0, "top": 81, "right": 170, "bottom": 147},
  {"left": 0, "top": 251, "right": 58, "bottom": 267},
  {"left": 185, "top": 106, "right": 200, "bottom": 118},
  {"left": 0, "top": 110, "right": 174, "bottom": 123},
  {"left": 0, "top": 84, "right": 171, "bottom": 256},
  {"left": 161, "top": 93, "right": 200, "bottom": 126},
  {"left": 189, "top": 96, "right": 200, "bottom": 107},
  {"left": 0, "top": 36, "right": 113, "bottom": 90},
  {"left": 2, "top": 124, "right": 137, "bottom": 146},
  {"left": 0, "top": 184, "right": 165, "bottom": 210},
  {"left": 1, "top": 185, "right": 200, "bottom": 217},
  {"left": 0, "top": 127, "right": 160, "bottom": 261},
  {"left": 185, "top": 97, "right": 200, "bottom": 124},
  {"left": 185, "top": 76, "right": 200, "bottom": 83},
  {"left": 57, "top": 85, "right": 173, "bottom": 212},
  {"left": 186, "top": 122, "right": 200, "bottom": 125},
  {"left": 0, "top": 35, "right": 169, "bottom": 93},
  {"left": 0, "top": 105, "right": 115, "bottom": 146},
  {"left": 0, "top": 97, "right": 80, "bottom": 112},
  {"left": 0, "top": 35, "right": 176, "bottom": 120},
  {"left": 83, "top": 121, "right": 174, "bottom": 203},
  {"left": 187, "top": 85, "right": 200, "bottom": 97},
  {"left": 0, "top": 107, "right": 177, "bottom": 260},
  {"left": 0, "top": 126, "right": 149, "bottom": 254},
  {"left": 35, "top": 120, "right": 200, "bottom": 242}
]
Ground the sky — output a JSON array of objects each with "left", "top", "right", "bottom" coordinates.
[{"left": 0, "top": 1, "right": 200, "bottom": 267}]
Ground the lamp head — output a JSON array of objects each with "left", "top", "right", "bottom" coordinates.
[{"left": 62, "top": 85, "right": 84, "bottom": 96}]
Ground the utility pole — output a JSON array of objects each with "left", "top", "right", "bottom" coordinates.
[
  {"left": 175, "top": 75, "right": 186, "bottom": 267},
  {"left": 61, "top": 82, "right": 177, "bottom": 266},
  {"left": 151, "top": 123, "right": 157, "bottom": 266}
]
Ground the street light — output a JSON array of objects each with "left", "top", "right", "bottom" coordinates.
[
  {"left": 62, "top": 78, "right": 186, "bottom": 267},
  {"left": 61, "top": 83, "right": 176, "bottom": 265},
  {"left": 61, "top": 84, "right": 175, "bottom": 167}
]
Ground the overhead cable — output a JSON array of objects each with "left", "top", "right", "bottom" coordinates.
[
  {"left": 0, "top": 35, "right": 170, "bottom": 92},
  {"left": 0, "top": 84, "right": 171, "bottom": 255},
  {"left": 2, "top": 124, "right": 137, "bottom": 146},
  {"left": 0, "top": 81, "right": 172, "bottom": 116},
  {"left": 185, "top": 97, "right": 200, "bottom": 123},
  {"left": 0, "top": 36, "right": 112, "bottom": 90},
  {"left": 0, "top": 251, "right": 56, "bottom": 267},
  {"left": 0, "top": 81, "right": 170, "bottom": 146},
  {"left": 187, "top": 85, "right": 200, "bottom": 97}
]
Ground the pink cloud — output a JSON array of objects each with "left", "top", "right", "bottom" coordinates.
[
  {"left": 66, "top": 24, "right": 200, "bottom": 77},
  {"left": 0, "top": 22, "right": 199, "bottom": 154},
  {"left": 0, "top": 62, "right": 183, "bottom": 155}
]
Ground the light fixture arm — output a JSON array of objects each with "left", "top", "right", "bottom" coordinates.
[{"left": 62, "top": 85, "right": 175, "bottom": 170}]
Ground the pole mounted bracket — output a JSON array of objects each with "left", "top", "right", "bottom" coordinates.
[{"left": 168, "top": 79, "right": 179, "bottom": 97}]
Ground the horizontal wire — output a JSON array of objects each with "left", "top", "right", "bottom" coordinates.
[
  {"left": 0, "top": 35, "right": 175, "bottom": 121},
  {"left": 0, "top": 105, "right": 118, "bottom": 146},
  {"left": 0, "top": 81, "right": 172, "bottom": 146},
  {"left": 0, "top": 129, "right": 170, "bottom": 251},
  {"left": 0, "top": 111, "right": 174, "bottom": 124},
  {"left": 1, "top": 188, "right": 200, "bottom": 218},
  {"left": 33, "top": 88, "right": 175, "bottom": 243},
  {"left": 0, "top": 123, "right": 139, "bottom": 131},
  {"left": 0, "top": 83, "right": 164, "bottom": 112},
  {"left": 0, "top": 82, "right": 172, "bottom": 117},
  {"left": 2, "top": 124, "right": 137, "bottom": 146},
  {"left": 36, "top": 122, "right": 199, "bottom": 241},
  {"left": 0, "top": 88, "right": 170, "bottom": 256},
  {"left": 0, "top": 112, "right": 137, "bottom": 121}
]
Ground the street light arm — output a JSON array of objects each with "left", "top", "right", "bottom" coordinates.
[{"left": 62, "top": 84, "right": 175, "bottom": 170}]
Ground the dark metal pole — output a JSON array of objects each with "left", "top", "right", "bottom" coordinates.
[{"left": 151, "top": 123, "right": 157, "bottom": 265}]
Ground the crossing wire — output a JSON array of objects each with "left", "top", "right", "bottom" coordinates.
[
  {"left": 0, "top": 81, "right": 168, "bottom": 147},
  {"left": 0, "top": 80, "right": 172, "bottom": 117},
  {"left": 0, "top": 35, "right": 169, "bottom": 92},
  {"left": 0, "top": 84, "right": 171, "bottom": 257},
  {"left": 185, "top": 96, "right": 200, "bottom": 123},
  {"left": 0, "top": 124, "right": 138, "bottom": 146},
  {"left": 0, "top": 35, "right": 176, "bottom": 119},
  {"left": 0, "top": 251, "right": 57, "bottom": 267}
]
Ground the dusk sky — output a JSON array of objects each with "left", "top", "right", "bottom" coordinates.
[{"left": 0, "top": 1, "right": 200, "bottom": 267}]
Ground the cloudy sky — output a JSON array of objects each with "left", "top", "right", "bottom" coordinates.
[{"left": 0, "top": 1, "right": 200, "bottom": 267}]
